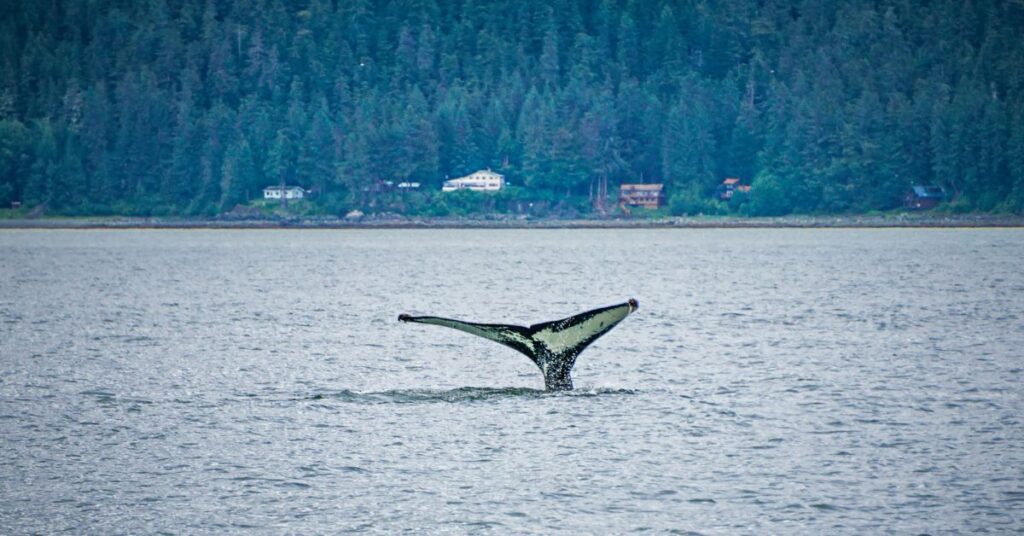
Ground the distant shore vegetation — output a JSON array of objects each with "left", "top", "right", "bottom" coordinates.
[{"left": 1, "top": 0, "right": 1023, "bottom": 218}]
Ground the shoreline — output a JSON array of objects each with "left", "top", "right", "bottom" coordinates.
[{"left": 2, "top": 214, "right": 1024, "bottom": 229}]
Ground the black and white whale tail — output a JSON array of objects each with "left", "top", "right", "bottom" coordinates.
[{"left": 398, "top": 299, "right": 639, "bottom": 391}]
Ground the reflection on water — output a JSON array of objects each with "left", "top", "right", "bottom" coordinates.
[
  {"left": 302, "top": 387, "right": 635, "bottom": 404},
  {"left": 1, "top": 229, "right": 1023, "bottom": 533}
]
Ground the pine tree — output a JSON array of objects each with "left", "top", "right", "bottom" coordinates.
[
  {"left": 265, "top": 128, "right": 294, "bottom": 206},
  {"left": 25, "top": 118, "right": 58, "bottom": 208},
  {"left": 0, "top": 119, "right": 30, "bottom": 206},
  {"left": 662, "top": 96, "right": 717, "bottom": 195}
]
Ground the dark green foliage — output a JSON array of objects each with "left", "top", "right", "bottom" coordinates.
[
  {"left": 0, "top": 0, "right": 1021, "bottom": 216},
  {"left": 668, "top": 186, "right": 726, "bottom": 217},
  {"left": 0, "top": 119, "right": 31, "bottom": 206},
  {"left": 745, "top": 172, "right": 791, "bottom": 217}
]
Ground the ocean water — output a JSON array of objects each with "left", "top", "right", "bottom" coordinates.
[{"left": 1, "top": 228, "right": 1022, "bottom": 533}]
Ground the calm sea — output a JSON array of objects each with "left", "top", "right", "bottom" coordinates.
[{"left": 1, "top": 229, "right": 1022, "bottom": 533}]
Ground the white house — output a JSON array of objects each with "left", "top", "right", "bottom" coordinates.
[
  {"left": 263, "top": 185, "right": 306, "bottom": 200},
  {"left": 442, "top": 169, "right": 505, "bottom": 192}
]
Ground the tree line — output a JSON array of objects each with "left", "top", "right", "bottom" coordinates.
[{"left": 1, "top": 0, "right": 1022, "bottom": 216}]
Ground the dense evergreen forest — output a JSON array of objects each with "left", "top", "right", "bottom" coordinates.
[{"left": 1, "top": 0, "right": 1022, "bottom": 217}]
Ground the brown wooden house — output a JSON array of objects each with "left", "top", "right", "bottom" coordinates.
[{"left": 619, "top": 183, "right": 665, "bottom": 209}]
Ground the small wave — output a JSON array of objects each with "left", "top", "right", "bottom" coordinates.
[
  {"left": 564, "top": 387, "right": 638, "bottom": 397},
  {"left": 303, "top": 386, "right": 636, "bottom": 404}
]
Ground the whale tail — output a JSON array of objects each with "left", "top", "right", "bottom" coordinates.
[{"left": 399, "top": 299, "right": 638, "bottom": 391}]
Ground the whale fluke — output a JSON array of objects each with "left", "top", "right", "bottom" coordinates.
[{"left": 398, "top": 299, "right": 638, "bottom": 391}]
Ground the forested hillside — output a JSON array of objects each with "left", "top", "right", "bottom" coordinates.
[{"left": 1, "top": 0, "right": 1022, "bottom": 216}]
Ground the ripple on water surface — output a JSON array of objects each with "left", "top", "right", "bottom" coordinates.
[{"left": 1, "top": 229, "right": 1023, "bottom": 534}]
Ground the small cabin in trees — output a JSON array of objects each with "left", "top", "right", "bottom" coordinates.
[
  {"left": 715, "top": 178, "right": 749, "bottom": 201},
  {"left": 619, "top": 183, "right": 665, "bottom": 209},
  {"left": 904, "top": 185, "right": 946, "bottom": 209},
  {"left": 263, "top": 186, "right": 306, "bottom": 200}
]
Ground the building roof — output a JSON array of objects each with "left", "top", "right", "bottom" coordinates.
[
  {"left": 263, "top": 185, "right": 305, "bottom": 191},
  {"left": 620, "top": 183, "right": 664, "bottom": 191},
  {"left": 911, "top": 185, "right": 945, "bottom": 198},
  {"left": 722, "top": 178, "right": 741, "bottom": 185},
  {"left": 452, "top": 169, "right": 504, "bottom": 180}
]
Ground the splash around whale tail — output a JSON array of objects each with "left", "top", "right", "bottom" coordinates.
[{"left": 399, "top": 299, "right": 638, "bottom": 391}]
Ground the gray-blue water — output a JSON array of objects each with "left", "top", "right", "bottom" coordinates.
[{"left": 1, "top": 229, "right": 1022, "bottom": 533}]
